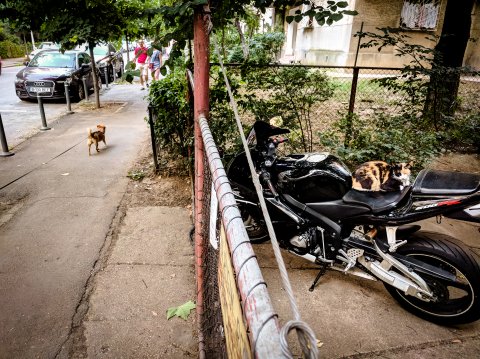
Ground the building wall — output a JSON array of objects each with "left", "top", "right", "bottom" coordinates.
[
  {"left": 464, "top": 4, "right": 480, "bottom": 69},
  {"left": 280, "top": 0, "right": 480, "bottom": 69}
]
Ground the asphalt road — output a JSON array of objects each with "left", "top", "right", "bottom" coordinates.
[
  {"left": 0, "top": 65, "right": 70, "bottom": 148},
  {"left": 0, "top": 50, "right": 134, "bottom": 149}
]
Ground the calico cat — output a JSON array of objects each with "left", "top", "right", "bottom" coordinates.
[{"left": 352, "top": 161, "right": 412, "bottom": 192}]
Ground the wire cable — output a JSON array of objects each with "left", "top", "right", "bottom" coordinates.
[{"left": 210, "top": 32, "right": 319, "bottom": 359}]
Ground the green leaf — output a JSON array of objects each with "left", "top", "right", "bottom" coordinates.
[
  {"left": 166, "top": 300, "right": 196, "bottom": 320},
  {"left": 286, "top": 15, "right": 294, "bottom": 23},
  {"left": 337, "top": 1, "right": 349, "bottom": 8}
]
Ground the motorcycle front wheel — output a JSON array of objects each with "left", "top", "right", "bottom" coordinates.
[
  {"left": 237, "top": 202, "right": 269, "bottom": 243},
  {"left": 384, "top": 231, "right": 480, "bottom": 325}
]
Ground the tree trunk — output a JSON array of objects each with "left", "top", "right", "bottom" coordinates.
[
  {"left": 424, "top": 0, "right": 475, "bottom": 126},
  {"left": 235, "top": 18, "right": 249, "bottom": 60},
  {"left": 88, "top": 42, "right": 101, "bottom": 109}
]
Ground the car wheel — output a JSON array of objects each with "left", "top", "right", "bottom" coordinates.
[
  {"left": 109, "top": 65, "right": 114, "bottom": 82},
  {"left": 76, "top": 84, "right": 85, "bottom": 102}
]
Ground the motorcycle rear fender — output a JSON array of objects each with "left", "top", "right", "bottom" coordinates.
[{"left": 444, "top": 203, "right": 480, "bottom": 223}]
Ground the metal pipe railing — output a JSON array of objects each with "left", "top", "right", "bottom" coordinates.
[{"left": 199, "top": 115, "right": 283, "bottom": 358}]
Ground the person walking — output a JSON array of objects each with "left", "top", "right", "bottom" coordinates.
[
  {"left": 150, "top": 47, "right": 162, "bottom": 81},
  {"left": 134, "top": 40, "right": 149, "bottom": 90}
]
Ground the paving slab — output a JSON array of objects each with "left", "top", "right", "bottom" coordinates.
[{"left": 83, "top": 206, "right": 197, "bottom": 358}]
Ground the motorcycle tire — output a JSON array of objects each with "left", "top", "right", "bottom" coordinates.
[
  {"left": 238, "top": 202, "right": 269, "bottom": 243},
  {"left": 384, "top": 231, "right": 480, "bottom": 325}
]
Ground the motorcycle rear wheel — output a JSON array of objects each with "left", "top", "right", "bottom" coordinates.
[{"left": 384, "top": 231, "right": 480, "bottom": 325}]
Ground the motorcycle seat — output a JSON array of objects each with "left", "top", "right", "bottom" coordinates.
[
  {"left": 413, "top": 169, "right": 480, "bottom": 196},
  {"left": 342, "top": 186, "right": 411, "bottom": 214}
]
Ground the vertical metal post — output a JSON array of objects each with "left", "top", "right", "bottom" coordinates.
[
  {"left": 64, "top": 80, "right": 73, "bottom": 114},
  {"left": 147, "top": 104, "right": 159, "bottom": 172},
  {"left": 348, "top": 67, "right": 360, "bottom": 115},
  {"left": 105, "top": 68, "right": 109, "bottom": 88},
  {"left": 82, "top": 77, "right": 89, "bottom": 101},
  {"left": 354, "top": 22, "right": 364, "bottom": 67},
  {"left": 37, "top": 94, "right": 51, "bottom": 131},
  {"left": 193, "top": 6, "right": 210, "bottom": 359},
  {"left": 0, "top": 114, "right": 14, "bottom": 157},
  {"left": 345, "top": 67, "right": 360, "bottom": 147}
]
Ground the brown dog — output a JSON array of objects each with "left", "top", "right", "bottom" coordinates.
[{"left": 87, "top": 124, "right": 106, "bottom": 155}]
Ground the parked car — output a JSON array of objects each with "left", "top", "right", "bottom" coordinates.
[
  {"left": 81, "top": 43, "right": 124, "bottom": 84},
  {"left": 0, "top": 55, "right": 2, "bottom": 76},
  {"left": 15, "top": 50, "right": 101, "bottom": 101},
  {"left": 29, "top": 42, "right": 60, "bottom": 60}
]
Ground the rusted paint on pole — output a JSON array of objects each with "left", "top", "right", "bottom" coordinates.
[
  {"left": 199, "top": 116, "right": 284, "bottom": 358},
  {"left": 193, "top": 6, "right": 210, "bottom": 359}
]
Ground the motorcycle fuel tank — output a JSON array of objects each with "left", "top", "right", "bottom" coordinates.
[{"left": 275, "top": 153, "right": 352, "bottom": 203}]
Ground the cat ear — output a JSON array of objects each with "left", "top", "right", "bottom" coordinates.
[{"left": 407, "top": 161, "right": 414, "bottom": 168}]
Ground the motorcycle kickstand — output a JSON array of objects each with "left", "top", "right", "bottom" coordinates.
[{"left": 309, "top": 263, "right": 328, "bottom": 292}]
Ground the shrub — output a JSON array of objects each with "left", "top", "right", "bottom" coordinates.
[
  {"left": 0, "top": 40, "right": 25, "bottom": 58},
  {"left": 319, "top": 112, "right": 439, "bottom": 171},
  {"left": 240, "top": 65, "right": 335, "bottom": 152}
]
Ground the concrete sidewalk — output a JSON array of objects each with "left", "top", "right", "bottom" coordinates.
[{"left": 0, "top": 83, "right": 197, "bottom": 358}]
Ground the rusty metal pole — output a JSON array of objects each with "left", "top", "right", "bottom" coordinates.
[{"left": 193, "top": 6, "right": 210, "bottom": 359}]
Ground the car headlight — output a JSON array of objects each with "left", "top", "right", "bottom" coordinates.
[{"left": 15, "top": 77, "right": 25, "bottom": 84}]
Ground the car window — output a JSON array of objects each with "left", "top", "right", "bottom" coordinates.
[
  {"left": 29, "top": 52, "right": 75, "bottom": 68},
  {"left": 93, "top": 46, "right": 109, "bottom": 56}
]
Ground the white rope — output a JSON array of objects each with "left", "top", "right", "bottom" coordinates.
[{"left": 210, "top": 32, "right": 319, "bottom": 359}]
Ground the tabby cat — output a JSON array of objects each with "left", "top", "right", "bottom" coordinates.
[{"left": 352, "top": 161, "right": 412, "bottom": 192}]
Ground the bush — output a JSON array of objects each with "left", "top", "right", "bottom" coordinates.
[
  {"left": 240, "top": 65, "right": 335, "bottom": 152},
  {"left": 319, "top": 112, "right": 439, "bottom": 171},
  {"left": 0, "top": 40, "right": 25, "bottom": 58},
  {"left": 227, "top": 32, "right": 285, "bottom": 64},
  {"left": 147, "top": 63, "right": 239, "bottom": 170}
]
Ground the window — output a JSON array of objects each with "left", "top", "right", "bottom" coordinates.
[{"left": 400, "top": 0, "right": 440, "bottom": 30}]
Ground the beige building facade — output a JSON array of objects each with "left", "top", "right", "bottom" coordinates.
[{"left": 280, "top": 0, "right": 480, "bottom": 69}]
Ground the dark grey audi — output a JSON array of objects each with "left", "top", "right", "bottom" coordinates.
[{"left": 15, "top": 49, "right": 101, "bottom": 101}]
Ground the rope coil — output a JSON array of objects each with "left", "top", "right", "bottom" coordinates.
[{"left": 210, "top": 33, "right": 319, "bottom": 359}]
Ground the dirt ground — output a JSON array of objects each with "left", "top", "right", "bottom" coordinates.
[{"left": 125, "top": 141, "right": 193, "bottom": 209}]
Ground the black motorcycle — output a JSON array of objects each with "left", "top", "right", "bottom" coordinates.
[{"left": 227, "top": 121, "right": 480, "bottom": 325}]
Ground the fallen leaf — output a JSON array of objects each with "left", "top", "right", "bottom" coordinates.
[
  {"left": 152, "top": 311, "right": 158, "bottom": 316},
  {"left": 61, "top": 173, "right": 69, "bottom": 176},
  {"left": 166, "top": 300, "right": 196, "bottom": 320},
  {"left": 317, "top": 340, "right": 324, "bottom": 348},
  {"left": 452, "top": 339, "right": 462, "bottom": 344}
]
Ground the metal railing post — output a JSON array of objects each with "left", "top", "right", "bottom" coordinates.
[
  {"left": 345, "top": 67, "right": 360, "bottom": 147},
  {"left": 105, "top": 68, "right": 109, "bottom": 88},
  {"left": 37, "top": 94, "right": 51, "bottom": 131},
  {"left": 0, "top": 113, "right": 14, "bottom": 157},
  {"left": 64, "top": 79, "right": 74, "bottom": 114},
  {"left": 82, "top": 76, "right": 89, "bottom": 101},
  {"left": 147, "top": 104, "right": 159, "bottom": 172}
]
